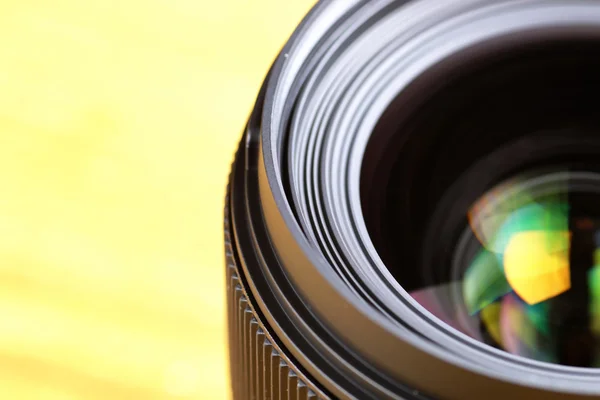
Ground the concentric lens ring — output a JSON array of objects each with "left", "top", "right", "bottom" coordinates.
[
  {"left": 261, "top": 0, "right": 600, "bottom": 397},
  {"left": 285, "top": 0, "right": 600, "bottom": 372}
]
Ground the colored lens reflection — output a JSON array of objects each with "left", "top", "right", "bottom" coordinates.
[{"left": 412, "top": 171, "right": 600, "bottom": 367}]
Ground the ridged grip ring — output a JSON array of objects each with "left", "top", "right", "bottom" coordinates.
[{"left": 225, "top": 173, "right": 329, "bottom": 400}]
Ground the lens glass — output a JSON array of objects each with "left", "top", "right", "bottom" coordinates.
[{"left": 411, "top": 170, "right": 600, "bottom": 367}]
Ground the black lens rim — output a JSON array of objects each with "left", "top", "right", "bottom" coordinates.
[{"left": 255, "top": 0, "right": 600, "bottom": 398}]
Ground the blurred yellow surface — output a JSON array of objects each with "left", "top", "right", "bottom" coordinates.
[{"left": 0, "top": 0, "right": 314, "bottom": 398}]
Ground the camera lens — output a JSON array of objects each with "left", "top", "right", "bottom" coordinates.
[{"left": 225, "top": 0, "right": 600, "bottom": 399}]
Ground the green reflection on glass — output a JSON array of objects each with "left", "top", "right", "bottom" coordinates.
[{"left": 464, "top": 250, "right": 511, "bottom": 315}]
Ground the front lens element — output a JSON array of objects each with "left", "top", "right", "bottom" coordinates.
[{"left": 412, "top": 170, "right": 600, "bottom": 367}]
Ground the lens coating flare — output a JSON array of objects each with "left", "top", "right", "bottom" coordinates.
[
  {"left": 413, "top": 171, "right": 600, "bottom": 367},
  {"left": 466, "top": 183, "right": 571, "bottom": 310}
]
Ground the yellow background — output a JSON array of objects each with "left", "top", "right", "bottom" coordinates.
[{"left": 0, "top": 0, "right": 314, "bottom": 398}]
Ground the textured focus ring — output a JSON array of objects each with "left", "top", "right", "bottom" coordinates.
[{"left": 224, "top": 186, "right": 328, "bottom": 400}]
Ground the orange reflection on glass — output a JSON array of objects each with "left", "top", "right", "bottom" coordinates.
[{"left": 467, "top": 178, "right": 534, "bottom": 254}]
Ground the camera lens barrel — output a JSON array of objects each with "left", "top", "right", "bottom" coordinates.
[{"left": 225, "top": 1, "right": 600, "bottom": 399}]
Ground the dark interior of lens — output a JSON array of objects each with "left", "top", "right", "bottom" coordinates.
[
  {"left": 360, "top": 36, "right": 600, "bottom": 366},
  {"left": 361, "top": 37, "right": 600, "bottom": 290}
]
